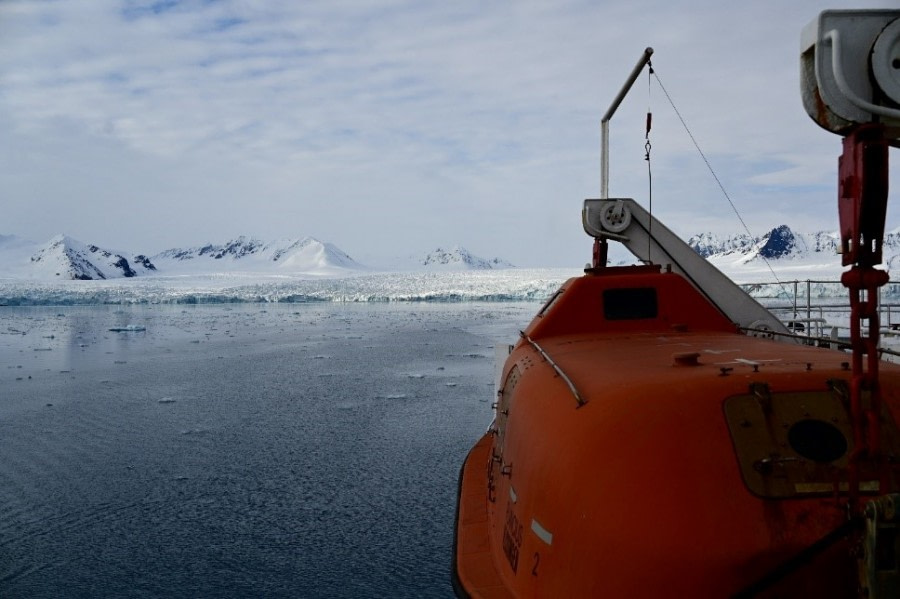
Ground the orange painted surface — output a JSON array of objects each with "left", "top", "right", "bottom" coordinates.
[{"left": 452, "top": 267, "right": 900, "bottom": 597}]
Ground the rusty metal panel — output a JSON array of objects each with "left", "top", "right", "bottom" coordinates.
[{"left": 724, "top": 385, "right": 900, "bottom": 498}]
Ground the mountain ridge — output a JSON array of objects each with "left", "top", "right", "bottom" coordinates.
[
  {"left": 5, "top": 225, "right": 900, "bottom": 282},
  {"left": 418, "top": 246, "right": 514, "bottom": 270},
  {"left": 0, "top": 234, "right": 365, "bottom": 280},
  {"left": 0, "top": 235, "right": 516, "bottom": 280},
  {"left": 685, "top": 225, "right": 848, "bottom": 261},
  {"left": 27, "top": 234, "right": 157, "bottom": 280},
  {"left": 151, "top": 236, "right": 362, "bottom": 274}
]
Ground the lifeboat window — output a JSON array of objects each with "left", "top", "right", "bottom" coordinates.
[
  {"left": 603, "top": 288, "right": 657, "bottom": 320},
  {"left": 788, "top": 419, "right": 848, "bottom": 463}
]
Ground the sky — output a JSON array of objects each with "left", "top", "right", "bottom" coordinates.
[{"left": 2, "top": 0, "right": 899, "bottom": 268}]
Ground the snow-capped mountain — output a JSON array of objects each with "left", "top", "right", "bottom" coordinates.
[
  {"left": 418, "top": 246, "right": 514, "bottom": 270},
  {"left": 0, "top": 234, "right": 364, "bottom": 280},
  {"left": 152, "top": 236, "right": 363, "bottom": 275},
  {"left": 683, "top": 224, "right": 900, "bottom": 283},
  {"left": 26, "top": 235, "right": 156, "bottom": 280},
  {"left": 686, "top": 225, "right": 844, "bottom": 261},
  {"left": 7, "top": 225, "right": 900, "bottom": 284}
]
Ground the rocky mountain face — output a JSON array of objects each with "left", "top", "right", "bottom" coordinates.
[
  {"left": 686, "top": 225, "right": 847, "bottom": 262},
  {"left": 152, "top": 236, "right": 362, "bottom": 272},
  {"left": 0, "top": 234, "right": 518, "bottom": 279},
  {"left": 0, "top": 235, "right": 363, "bottom": 280},
  {"left": 29, "top": 235, "right": 156, "bottom": 280},
  {"left": 13, "top": 225, "right": 900, "bottom": 281},
  {"left": 681, "top": 224, "right": 900, "bottom": 283},
  {"left": 156, "top": 238, "right": 265, "bottom": 261}
]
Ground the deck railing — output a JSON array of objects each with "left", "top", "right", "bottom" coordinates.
[{"left": 741, "top": 279, "right": 900, "bottom": 361}]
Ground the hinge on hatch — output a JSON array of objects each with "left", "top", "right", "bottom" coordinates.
[
  {"left": 827, "top": 378, "right": 851, "bottom": 412},
  {"left": 749, "top": 382, "right": 771, "bottom": 414}
]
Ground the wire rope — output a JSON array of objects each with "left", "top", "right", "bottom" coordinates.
[{"left": 651, "top": 68, "right": 791, "bottom": 298}]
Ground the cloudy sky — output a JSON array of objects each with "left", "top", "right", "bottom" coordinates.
[{"left": 2, "top": 1, "right": 898, "bottom": 267}]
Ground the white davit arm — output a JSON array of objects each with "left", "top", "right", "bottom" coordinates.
[{"left": 583, "top": 198, "right": 790, "bottom": 336}]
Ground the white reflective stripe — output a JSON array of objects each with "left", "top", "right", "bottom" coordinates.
[
  {"left": 509, "top": 486, "right": 517, "bottom": 503},
  {"left": 531, "top": 518, "right": 553, "bottom": 545}
]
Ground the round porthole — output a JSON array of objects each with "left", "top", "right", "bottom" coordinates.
[{"left": 788, "top": 419, "right": 848, "bottom": 463}]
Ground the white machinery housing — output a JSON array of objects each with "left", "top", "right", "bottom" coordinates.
[
  {"left": 583, "top": 198, "right": 790, "bottom": 336},
  {"left": 801, "top": 10, "right": 900, "bottom": 136}
]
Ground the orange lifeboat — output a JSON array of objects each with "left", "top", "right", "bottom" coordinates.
[
  {"left": 453, "top": 10, "right": 900, "bottom": 597},
  {"left": 453, "top": 264, "right": 900, "bottom": 597}
]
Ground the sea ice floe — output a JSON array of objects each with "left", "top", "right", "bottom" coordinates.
[
  {"left": 109, "top": 325, "right": 146, "bottom": 332},
  {"left": 180, "top": 428, "right": 208, "bottom": 435}
]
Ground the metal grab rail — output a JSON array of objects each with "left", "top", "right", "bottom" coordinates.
[
  {"left": 738, "top": 279, "right": 900, "bottom": 362},
  {"left": 740, "top": 279, "right": 900, "bottom": 330}
]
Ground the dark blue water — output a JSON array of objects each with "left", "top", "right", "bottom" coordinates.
[{"left": 0, "top": 303, "right": 532, "bottom": 597}]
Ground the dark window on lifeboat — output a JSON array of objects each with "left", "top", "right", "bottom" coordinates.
[{"left": 603, "top": 288, "right": 658, "bottom": 320}]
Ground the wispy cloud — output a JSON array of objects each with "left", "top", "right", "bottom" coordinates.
[{"left": 1, "top": 0, "right": 898, "bottom": 266}]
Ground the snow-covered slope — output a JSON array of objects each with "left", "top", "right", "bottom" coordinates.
[
  {"left": 0, "top": 234, "right": 156, "bottom": 280},
  {"left": 685, "top": 225, "right": 853, "bottom": 283},
  {"left": 6, "top": 225, "right": 900, "bottom": 284},
  {"left": 152, "top": 236, "right": 363, "bottom": 275},
  {"left": 687, "top": 225, "right": 843, "bottom": 260},
  {"left": 415, "top": 246, "right": 514, "bottom": 270},
  {"left": 0, "top": 234, "right": 363, "bottom": 280}
]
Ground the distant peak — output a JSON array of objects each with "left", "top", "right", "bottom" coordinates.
[
  {"left": 27, "top": 234, "right": 153, "bottom": 280},
  {"left": 687, "top": 224, "right": 841, "bottom": 263},
  {"left": 48, "top": 233, "right": 75, "bottom": 245},
  {"left": 759, "top": 225, "right": 796, "bottom": 259},
  {"left": 420, "top": 246, "right": 513, "bottom": 270},
  {"left": 150, "top": 235, "right": 362, "bottom": 273}
]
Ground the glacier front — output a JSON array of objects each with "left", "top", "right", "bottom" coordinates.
[{"left": 0, "top": 270, "right": 580, "bottom": 306}]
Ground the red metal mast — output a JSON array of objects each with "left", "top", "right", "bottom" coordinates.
[{"left": 839, "top": 123, "right": 891, "bottom": 512}]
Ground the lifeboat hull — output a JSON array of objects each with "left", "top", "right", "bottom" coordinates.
[{"left": 452, "top": 268, "right": 900, "bottom": 597}]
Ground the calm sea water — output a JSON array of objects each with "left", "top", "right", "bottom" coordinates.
[{"left": 0, "top": 302, "right": 534, "bottom": 598}]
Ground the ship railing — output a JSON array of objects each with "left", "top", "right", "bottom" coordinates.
[
  {"left": 740, "top": 279, "right": 900, "bottom": 364},
  {"left": 738, "top": 326, "right": 900, "bottom": 364}
]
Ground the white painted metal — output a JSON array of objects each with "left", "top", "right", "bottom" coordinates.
[
  {"left": 600, "top": 48, "right": 654, "bottom": 199},
  {"left": 530, "top": 519, "right": 554, "bottom": 546},
  {"left": 601, "top": 123, "right": 609, "bottom": 199},
  {"left": 800, "top": 10, "right": 900, "bottom": 134},
  {"left": 872, "top": 18, "right": 900, "bottom": 106}
]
